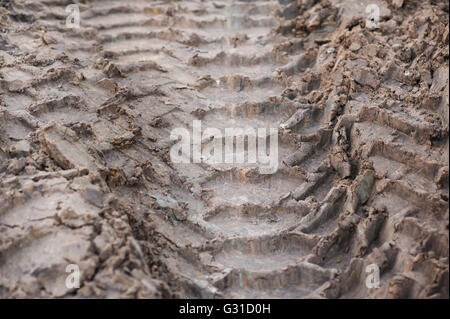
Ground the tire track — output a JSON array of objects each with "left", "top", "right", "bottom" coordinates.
[{"left": 0, "top": 0, "right": 448, "bottom": 298}]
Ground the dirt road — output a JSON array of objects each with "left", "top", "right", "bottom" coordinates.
[{"left": 0, "top": 0, "right": 448, "bottom": 298}]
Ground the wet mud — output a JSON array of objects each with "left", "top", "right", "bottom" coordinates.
[{"left": 0, "top": 0, "right": 448, "bottom": 298}]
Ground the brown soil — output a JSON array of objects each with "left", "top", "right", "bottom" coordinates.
[{"left": 0, "top": 0, "right": 448, "bottom": 298}]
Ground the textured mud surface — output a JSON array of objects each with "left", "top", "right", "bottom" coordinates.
[{"left": 0, "top": 0, "right": 448, "bottom": 298}]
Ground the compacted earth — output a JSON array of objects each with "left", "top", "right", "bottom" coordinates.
[{"left": 0, "top": 0, "right": 448, "bottom": 298}]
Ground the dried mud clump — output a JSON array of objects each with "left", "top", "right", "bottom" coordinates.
[{"left": 0, "top": 0, "right": 448, "bottom": 298}]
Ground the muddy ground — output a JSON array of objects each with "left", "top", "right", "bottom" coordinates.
[{"left": 0, "top": 0, "right": 448, "bottom": 298}]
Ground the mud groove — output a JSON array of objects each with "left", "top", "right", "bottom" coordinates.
[{"left": 0, "top": 0, "right": 448, "bottom": 298}]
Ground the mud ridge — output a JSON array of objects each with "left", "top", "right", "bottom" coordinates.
[{"left": 0, "top": 0, "right": 448, "bottom": 298}]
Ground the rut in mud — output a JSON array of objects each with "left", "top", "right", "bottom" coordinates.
[{"left": 0, "top": 0, "right": 448, "bottom": 298}]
